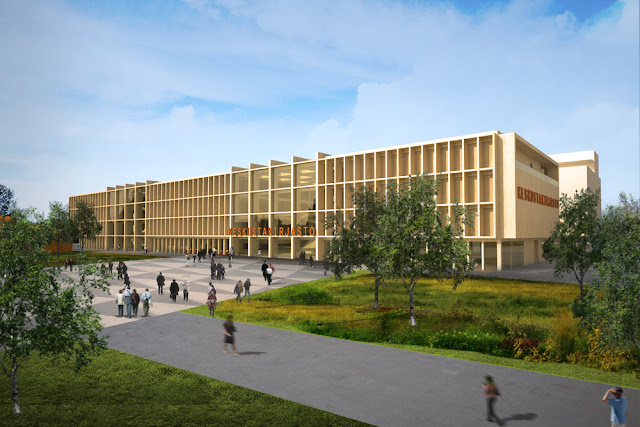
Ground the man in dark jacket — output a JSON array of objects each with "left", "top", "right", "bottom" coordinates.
[
  {"left": 261, "top": 260, "right": 269, "bottom": 282},
  {"left": 156, "top": 272, "right": 165, "bottom": 294},
  {"left": 169, "top": 279, "right": 179, "bottom": 302}
]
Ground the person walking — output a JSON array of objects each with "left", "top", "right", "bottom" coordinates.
[
  {"left": 108, "top": 261, "right": 114, "bottom": 275},
  {"left": 482, "top": 375, "right": 503, "bottom": 425},
  {"left": 210, "top": 260, "right": 216, "bottom": 280},
  {"left": 243, "top": 278, "right": 251, "bottom": 303},
  {"left": 117, "top": 262, "right": 123, "bottom": 280},
  {"left": 261, "top": 260, "right": 269, "bottom": 282},
  {"left": 169, "top": 279, "right": 179, "bottom": 302},
  {"left": 132, "top": 289, "right": 140, "bottom": 317},
  {"left": 257, "top": 248, "right": 262, "bottom": 258},
  {"left": 183, "top": 280, "right": 189, "bottom": 301},
  {"left": 64, "top": 259, "right": 68, "bottom": 271},
  {"left": 156, "top": 272, "right": 165, "bottom": 294},
  {"left": 123, "top": 273, "right": 131, "bottom": 288},
  {"left": 222, "top": 316, "right": 238, "bottom": 357},
  {"left": 69, "top": 258, "right": 73, "bottom": 272},
  {"left": 230, "top": 247, "right": 235, "bottom": 257},
  {"left": 603, "top": 386, "right": 628, "bottom": 427},
  {"left": 308, "top": 255, "right": 314, "bottom": 268},
  {"left": 115, "top": 290, "right": 125, "bottom": 317},
  {"left": 228, "top": 253, "right": 232, "bottom": 268},
  {"left": 122, "top": 262, "right": 128, "bottom": 276},
  {"left": 234, "top": 280, "right": 243, "bottom": 303},
  {"left": 207, "top": 286, "right": 217, "bottom": 318},
  {"left": 140, "top": 288, "right": 152, "bottom": 317},
  {"left": 123, "top": 287, "right": 134, "bottom": 318}
]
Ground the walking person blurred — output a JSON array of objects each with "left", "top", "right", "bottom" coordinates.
[
  {"left": 140, "top": 288, "right": 152, "bottom": 317},
  {"left": 183, "top": 280, "right": 189, "bottom": 301},
  {"left": 123, "top": 286, "right": 134, "bottom": 318},
  {"left": 234, "top": 280, "right": 243, "bottom": 303},
  {"left": 156, "top": 272, "right": 165, "bottom": 294},
  {"left": 222, "top": 316, "right": 238, "bottom": 357},
  {"left": 131, "top": 289, "right": 140, "bottom": 317},
  {"left": 261, "top": 260, "right": 268, "bottom": 282},
  {"left": 603, "top": 386, "right": 628, "bottom": 427},
  {"left": 207, "top": 286, "right": 217, "bottom": 318},
  {"left": 169, "top": 279, "right": 179, "bottom": 302},
  {"left": 482, "top": 375, "right": 503, "bottom": 425},
  {"left": 242, "top": 278, "right": 251, "bottom": 303},
  {"left": 115, "top": 290, "right": 125, "bottom": 317}
]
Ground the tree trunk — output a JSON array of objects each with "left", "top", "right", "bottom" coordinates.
[
  {"left": 373, "top": 275, "right": 379, "bottom": 309},
  {"left": 11, "top": 367, "right": 21, "bottom": 415},
  {"left": 409, "top": 284, "right": 416, "bottom": 327}
]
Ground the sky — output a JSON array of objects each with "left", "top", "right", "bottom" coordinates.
[{"left": 0, "top": 0, "right": 637, "bottom": 214}]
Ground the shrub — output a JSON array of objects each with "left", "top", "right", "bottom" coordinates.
[{"left": 258, "top": 286, "right": 337, "bottom": 305}]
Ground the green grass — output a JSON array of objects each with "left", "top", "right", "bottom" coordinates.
[
  {"left": 183, "top": 271, "right": 640, "bottom": 389},
  {"left": 49, "top": 251, "right": 165, "bottom": 267},
  {"left": 0, "top": 349, "right": 369, "bottom": 426}
]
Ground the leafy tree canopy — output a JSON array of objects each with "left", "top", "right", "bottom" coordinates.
[
  {"left": 0, "top": 184, "right": 17, "bottom": 216},
  {"left": 0, "top": 209, "right": 109, "bottom": 414},
  {"left": 542, "top": 188, "right": 601, "bottom": 297}
]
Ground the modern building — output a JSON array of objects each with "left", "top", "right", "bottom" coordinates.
[
  {"left": 549, "top": 151, "right": 601, "bottom": 216},
  {"left": 69, "top": 130, "right": 599, "bottom": 270}
]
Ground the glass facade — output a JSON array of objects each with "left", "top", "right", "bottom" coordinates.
[{"left": 71, "top": 130, "right": 571, "bottom": 269}]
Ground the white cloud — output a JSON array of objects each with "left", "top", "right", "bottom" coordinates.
[{"left": 0, "top": 0, "right": 636, "bottom": 213}]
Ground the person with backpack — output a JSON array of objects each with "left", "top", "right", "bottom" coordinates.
[
  {"left": 243, "top": 278, "right": 251, "bottom": 303},
  {"left": 482, "top": 375, "right": 503, "bottom": 425},
  {"left": 234, "top": 280, "right": 243, "bottom": 303},
  {"left": 123, "top": 287, "right": 134, "bottom": 319},
  {"left": 131, "top": 289, "right": 140, "bottom": 317}
]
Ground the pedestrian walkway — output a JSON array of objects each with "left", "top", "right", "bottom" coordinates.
[
  {"left": 81, "top": 256, "right": 635, "bottom": 425},
  {"left": 102, "top": 312, "right": 637, "bottom": 426},
  {"left": 59, "top": 255, "right": 327, "bottom": 327}
]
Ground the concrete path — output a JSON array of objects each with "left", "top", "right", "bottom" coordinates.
[
  {"left": 90, "top": 257, "right": 637, "bottom": 426},
  {"left": 102, "top": 312, "right": 637, "bottom": 427}
]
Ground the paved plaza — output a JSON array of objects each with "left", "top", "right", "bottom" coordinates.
[
  {"left": 61, "top": 255, "right": 636, "bottom": 426},
  {"left": 60, "top": 254, "right": 326, "bottom": 327}
]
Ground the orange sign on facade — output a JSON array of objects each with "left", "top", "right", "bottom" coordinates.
[
  {"left": 228, "top": 227, "right": 316, "bottom": 237},
  {"left": 517, "top": 186, "right": 559, "bottom": 208}
]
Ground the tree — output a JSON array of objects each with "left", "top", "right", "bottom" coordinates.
[
  {"left": 326, "top": 186, "right": 387, "bottom": 308},
  {"left": 542, "top": 189, "right": 601, "bottom": 299},
  {"left": 573, "top": 193, "right": 640, "bottom": 355},
  {"left": 72, "top": 201, "right": 102, "bottom": 252},
  {"left": 47, "top": 202, "right": 74, "bottom": 263},
  {"left": 378, "top": 175, "right": 473, "bottom": 326},
  {"left": 0, "top": 184, "right": 17, "bottom": 216},
  {"left": 0, "top": 209, "right": 109, "bottom": 414}
]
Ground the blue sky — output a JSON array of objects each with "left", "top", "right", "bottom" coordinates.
[{"left": 0, "top": 0, "right": 637, "bottom": 214}]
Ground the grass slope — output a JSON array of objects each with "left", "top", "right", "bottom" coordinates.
[
  {"left": 0, "top": 349, "right": 369, "bottom": 426},
  {"left": 183, "top": 271, "right": 640, "bottom": 389}
]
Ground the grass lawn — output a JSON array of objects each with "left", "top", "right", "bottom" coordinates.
[
  {"left": 183, "top": 271, "right": 640, "bottom": 390},
  {"left": 49, "top": 251, "right": 165, "bottom": 267},
  {"left": 0, "top": 349, "right": 369, "bottom": 426}
]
